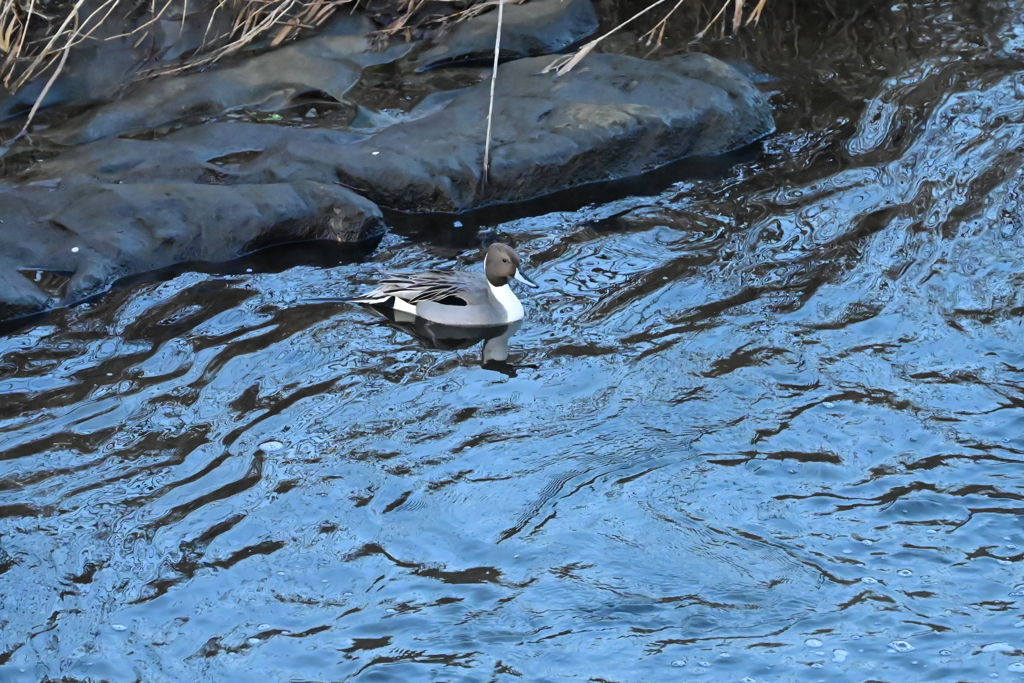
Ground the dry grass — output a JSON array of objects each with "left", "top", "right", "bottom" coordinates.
[
  {"left": 369, "top": 0, "right": 507, "bottom": 42},
  {"left": 153, "top": 0, "right": 360, "bottom": 76},
  {"left": 0, "top": 0, "right": 360, "bottom": 93},
  {"left": 0, "top": 0, "right": 358, "bottom": 137},
  {"left": 546, "top": 0, "right": 770, "bottom": 75}
]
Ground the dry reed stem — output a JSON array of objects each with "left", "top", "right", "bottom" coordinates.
[
  {"left": 372, "top": 0, "right": 493, "bottom": 38},
  {"left": 199, "top": 1, "right": 221, "bottom": 49},
  {"left": 548, "top": 0, "right": 770, "bottom": 76},
  {"left": 15, "top": 0, "right": 36, "bottom": 66},
  {"left": 104, "top": 0, "right": 174, "bottom": 40},
  {"left": 10, "top": 0, "right": 35, "bottom": 66},
  {"left": 639, "top": 0, "right": 688, "bottom": 48},
  {"left": 481, "top": 0, "right": 502, "bottom": 180},
  {"left": 696, "top": 0, "right": 732, "bottom": 38},
  {"left": 145, "top": 0, "right": 354, "bottom": 76},
  {"left": 9, "top": 0, "right": 87, "bottom": 90},
  {"left": 744, "top": 0, "right": 768, "bottom": 26},
  {"left": 543, "top": 0, "right": 673, "bottom": 76},
  {"left": 12, "top": 5, "right": 75, "bottom": 139},
  {"left": 731, "top": 0, "right": 743, "bottom": 33}
]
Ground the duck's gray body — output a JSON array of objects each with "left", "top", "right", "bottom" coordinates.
[
  {"left": 350, "top": 244, "right": 538, "bottom": 326},
  {"left": 381, "top": 307, "right": 523, "bottom": 361}
]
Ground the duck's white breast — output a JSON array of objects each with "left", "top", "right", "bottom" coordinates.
[{"left": 490, "top": 283, "right": 524, "bottom": 322}]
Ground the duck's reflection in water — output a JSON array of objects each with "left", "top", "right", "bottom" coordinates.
[{"left": 379, "top": 308, "right": 531, "bottom": 376}]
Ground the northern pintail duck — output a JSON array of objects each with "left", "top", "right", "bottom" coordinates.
[{"left": 350, "top": 243, "right": 538, "bottom": 326}]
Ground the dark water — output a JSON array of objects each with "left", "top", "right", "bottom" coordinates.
[{"left": 3, "top": 1, "right": 1024, "bottom": 681}]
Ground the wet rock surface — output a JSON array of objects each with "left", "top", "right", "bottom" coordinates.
[
  {"left": 22, "top": 51, "right": 772, "bottom": 213},
  {"left": 416, "top": 0, "right": 599, "bottom": 69},
  {"left": 0, "top": 118, "right": 389, "bottom": 319},
  {"left": 0, "top": 0, "right": 242, "bottom": 121},
  {"left": 0, "top": 181, "right": 381, "bottom": 320},
  {"left": 332, "top": 52, "right": 775, "bottom": 211}
]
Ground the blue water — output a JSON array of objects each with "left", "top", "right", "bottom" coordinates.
[{"left": 3, "top": 1, "right": 1024, "bottom": 681}]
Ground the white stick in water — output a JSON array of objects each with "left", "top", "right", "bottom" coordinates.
[{"left": 482, "top": 0, "right": 504, "bottom": 182}]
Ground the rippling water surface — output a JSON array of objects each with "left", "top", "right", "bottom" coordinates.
[{"left": 4, "top": 1, "right": 1024, "bottom": 681}]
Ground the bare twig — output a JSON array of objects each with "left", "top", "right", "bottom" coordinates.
[
  {"left": 696, "top": 0, "right": 732, "bottom": 38},
  {"left": 639, "top": 0, "right": 689, "bottom": 48},
  {"left": 12, "top": 9, "right": 75, "bottom": 141}
]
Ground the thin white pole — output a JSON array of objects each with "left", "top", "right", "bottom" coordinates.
[{"left": 482, "top": 0, "right": 504, "bottom": 182}]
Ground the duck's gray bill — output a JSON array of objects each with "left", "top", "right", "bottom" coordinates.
[{"left": 514, "top": 269, "right": 539, "bottom": 288}]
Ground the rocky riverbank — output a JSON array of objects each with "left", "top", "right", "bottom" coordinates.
[{"left": 0, "top": 0, "right": 775, "bottom": 320}]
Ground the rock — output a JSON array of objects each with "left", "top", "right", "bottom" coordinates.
[
  {"left": 0, "top": 29, "right": 150, "bottom": 122},
  {"left": 48, "top": 23, "right": 410, "bottom": 145},
  {"left": 0, "top": 256, "right": 53, "bottom": 321},
  {"left": 21, "top": 123, "right": 370, "bottom": 187},
  {"left": 330, "top": 52, "right": 775, "bottom": 211},
  {"left": 0, "top": 10, "right": 379, "bottom": 124},
  {"left": 19, "top": 52, "right": 773, "bottom": 214},
  {"left": 416, "top": 0, "right": 599, "bottom": 70},
  {"left": 0, "top": 0, "right": 242, "bottom": 121},
  {"left": 0, "top": 180, "right": 382, "bottom": 320}
]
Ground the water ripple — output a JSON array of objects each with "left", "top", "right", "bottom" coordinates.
[{"left": 3, "top": 1, "right": 1024, "bottom": 681}]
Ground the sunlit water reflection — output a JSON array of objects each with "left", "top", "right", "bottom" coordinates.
[{"left": 3, "top": 0, "right": 1024, "bottom": 681}]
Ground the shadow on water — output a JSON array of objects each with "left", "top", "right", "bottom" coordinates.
[
  {"left": 382, "top": 144, "right": 762, "bottom": 246},
  {"left": 3, "top": 0, "right": 1024, "bottom": 681},
  {"left": 314, "top": 304, "right": 531, "bottom": 377}
]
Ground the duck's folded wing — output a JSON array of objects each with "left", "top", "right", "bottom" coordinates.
[{"left": 356, "top": 271, "right": 482, "bottom": 306}]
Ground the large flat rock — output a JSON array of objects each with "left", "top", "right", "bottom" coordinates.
[
  {"left": 0, "top": 180, "right": 382, "bottom": 320},
  {"left": 16, "top": 52, "right": 774, "bottom": 215},
  {"left": 0, "top": 40, "right": 773, "bottom": 321},
  {"left": 329, "top": 52, "right": 776, "bottom": 211}
]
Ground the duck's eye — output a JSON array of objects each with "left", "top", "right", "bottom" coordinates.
[{"left": 502, "top": 258, "right": 508, "bottom": 263}]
